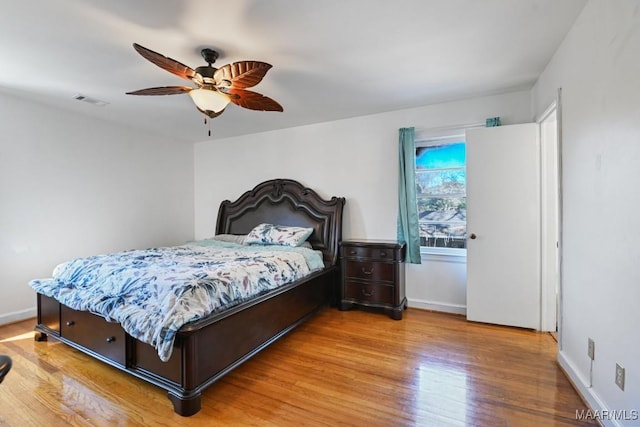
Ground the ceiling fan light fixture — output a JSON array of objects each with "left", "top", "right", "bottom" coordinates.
[{"left": 188, "top": 88, "right": 230, "bottom": 113}]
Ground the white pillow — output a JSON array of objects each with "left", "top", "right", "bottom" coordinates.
[{"left": 244, "top": 223, "right": 314, "bottom": 247}]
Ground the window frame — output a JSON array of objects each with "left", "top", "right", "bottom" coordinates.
[{"left": 415, "top": 131, "right": 469, "bottom": 258}]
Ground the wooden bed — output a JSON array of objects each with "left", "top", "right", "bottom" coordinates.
[{"left": 33, "top": 178, "right": 345, "bottom": 416}]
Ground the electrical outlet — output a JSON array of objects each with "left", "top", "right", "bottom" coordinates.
[
  {"left": 615, "top": 363, "right": 625, "bottom": 391},
  {"left": 587, "top": 338, "right": 595, "bottom": 360}
]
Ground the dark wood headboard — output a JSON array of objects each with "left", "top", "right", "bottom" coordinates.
[{"left": 215, "top": 179, "right": 345, "bottom": 266}]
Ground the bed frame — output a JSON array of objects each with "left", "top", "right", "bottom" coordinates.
[{"left": 34, "top": 179, "right": 345, "bottom": 416}]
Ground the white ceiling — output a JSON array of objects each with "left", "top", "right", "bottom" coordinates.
[{"left": 0, "top": 0, "right": 586, "bottom": 143}]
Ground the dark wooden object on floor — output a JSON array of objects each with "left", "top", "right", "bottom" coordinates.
[
  {"left": 32, "top": 178, "right": 344, "bottom": 417},
  {"left": 339, "top": 240, "right": 407, "bottom": 319},
  {"left": 0, "top": 354, "right": 11, "bottom": 384}
]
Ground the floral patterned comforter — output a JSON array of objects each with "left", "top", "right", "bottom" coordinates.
[{"left": 29, "top": 240, "right": 324, "bottom": 361}]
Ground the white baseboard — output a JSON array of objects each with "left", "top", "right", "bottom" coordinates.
[
  {"left": 407, "top": 298, "right": 466, "bottom": 316},
  {"left": 557, "top": 350, "right": 621, "bottom": 427},
  {"left": 0, "top": 307, "right": 36, "bottom": 326}
]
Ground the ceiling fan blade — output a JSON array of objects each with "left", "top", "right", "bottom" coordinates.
[
  {"left": 226, "top": 88, "right": 283, "bottom": 111},
  {"left": 214, "top": 61, "right": 273, "bottom": 89},
  {"left": 132, "top": 43, "right": 196, "bottom": 81},
  {"left": 126, "top": 86, "right": 192, "bottom": 96}
]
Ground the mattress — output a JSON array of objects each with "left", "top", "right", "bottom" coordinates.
[{"left": 29, "top": 240, "right": 323, "bottom": 361}]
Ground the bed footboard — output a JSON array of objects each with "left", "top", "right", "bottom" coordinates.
[{"left": 35, "top": 268, "right": 334, "bottom": 416}]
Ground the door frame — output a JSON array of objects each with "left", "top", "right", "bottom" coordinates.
[{"left": 536, "top": 91, "right": 563, "bottom": 335}]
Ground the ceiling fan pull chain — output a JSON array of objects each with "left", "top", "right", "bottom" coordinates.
[
  {"left": 204, "top": 115, "right": 211, "bottom": 136},
  {"left": 203, "top": 115, "right": 211, "bottom": 136}
]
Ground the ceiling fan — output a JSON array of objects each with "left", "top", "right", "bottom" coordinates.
[{"left": 126, "top": 43, "right": 283, "bottom": 133}]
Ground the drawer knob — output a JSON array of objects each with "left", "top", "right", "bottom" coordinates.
[
  {"left": 349, "top": 250, "right": 357, "bottom": 255},
  {"left": 65, "top": 321, "right": 75, "bottom": 327},
  {"left": 361, "top": 267, "right": 373, "bottom": 275},
  {"left": 380, "top": 251, "right": 387, "bottom": 257},
  {"left": 362, "top": 288, "right": 375, "bottom": 297},
  {"left": 106, "top": 336, "right": 116, "bottom": 343}
]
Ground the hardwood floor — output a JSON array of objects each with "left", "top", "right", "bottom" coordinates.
[{"left": 0, "top": 307, "right": 594, "bottom": 426}]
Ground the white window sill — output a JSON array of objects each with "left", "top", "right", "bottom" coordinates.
[{"left": 420, "top": 247, "right": 467, "bottom": 263}]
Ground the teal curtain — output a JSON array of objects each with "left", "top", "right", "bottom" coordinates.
[{"left": 397, "top": 127, "right": 421, "bottom": 264}]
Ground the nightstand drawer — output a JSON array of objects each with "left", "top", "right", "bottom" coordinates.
[
  {"left": 344, "top": 260, "right": 394, "bottom": 282},
  {"left": 61, "top": 306, "right": 126, "bottom": 366},
  {"left": 343, "top": 281, "right": 394, "bottom": 305},
  {"left": 342, "top": 246, "right": 396, "bottom": 261}
]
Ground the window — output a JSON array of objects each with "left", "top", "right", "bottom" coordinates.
[{"left": 415, "top": 136, "right": 466, "bottom": 250}]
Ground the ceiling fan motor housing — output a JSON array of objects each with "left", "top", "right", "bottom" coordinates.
[
  {"left": 195, "top": 65, "right": 216, "bottom": 79},
  {"left": 195, "top": 48, "right": 219, "bottom": 81}
]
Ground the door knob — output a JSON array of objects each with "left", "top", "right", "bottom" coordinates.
[{"left": 469, "top": 233, "right": 477, "bottom": 240}]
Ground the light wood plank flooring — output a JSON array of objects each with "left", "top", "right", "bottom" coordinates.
[{"left": 0, "top": 307, "right": 594, "bottom": 426}]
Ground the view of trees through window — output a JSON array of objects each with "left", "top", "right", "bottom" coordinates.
[{"left": 415, "top": 141, "right": 467, "bottom": 249}]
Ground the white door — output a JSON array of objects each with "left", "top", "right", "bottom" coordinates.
[{"left": 466, "top": 124, "right": 540, "bottom": 329}]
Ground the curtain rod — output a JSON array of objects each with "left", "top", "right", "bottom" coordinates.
[
  {"left": 413, "top": 122, "right": 485, "bottom": 133},
  {"left": 413, "top": 122, "right": 485, "bottom": 142}
]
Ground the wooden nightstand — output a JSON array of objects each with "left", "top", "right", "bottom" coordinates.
[{"left": 339, "top": 240, "right": 407, "bottom": 320}]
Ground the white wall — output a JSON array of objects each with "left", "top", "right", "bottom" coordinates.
[
  {"left": 532, "top": 0, "right": 640, "bottom": 422},
  {"left": 195, "top": 90, "right": 532, "bottom": 314},
  {"left": 0, "top": 91, "right": 195, "bottom": 324}
]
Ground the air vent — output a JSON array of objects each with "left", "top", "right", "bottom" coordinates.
[{"left": 73, "top": 94, "right": 109, "bottom": 107}]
